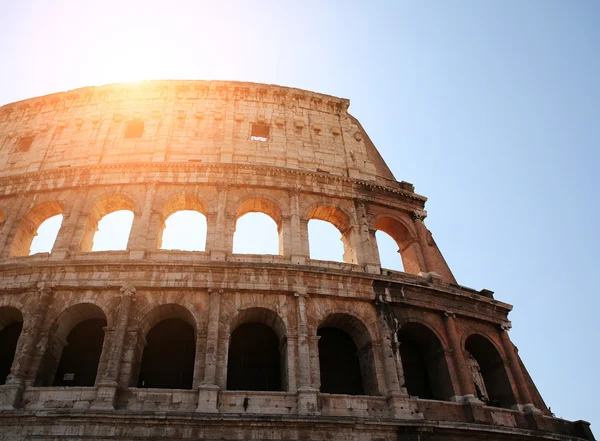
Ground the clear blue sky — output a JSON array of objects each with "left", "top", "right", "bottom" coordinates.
[{"left": 1, "top": 0, "right": 599, "bottom": 428}]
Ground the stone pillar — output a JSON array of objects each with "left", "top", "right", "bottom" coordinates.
[
  {"left": 295, "top": 292, "right": 319, "bottom": 415},
  {"left": 0, "top": 193, "right": 28, "bottom": 258},
  {"left": 208, "top": 184, "right": 229, "bottom": 261},
  {"left": 289, "top": 187, "right": 308, "bottom": 264},
  {"left": 279, "top": 215, "right": 292, "bottom": 258},
  {"left": 51, "top": 190, "right": 88, "bottom": 259},
  {"left": 442, "top": 312, "right": 478, "bottom": 402},
  {"left": 92, "top": 284, "right": 136, "bottom": 409},
  {"left": 0, "top": 287, "right": 53, "bottom": 409},
  {"left": 341, "top": 225, "right": 360, "bottom": 264},
  {"left": 375, "top": 301, "right": 414, "bottom": 418},
  {"left": 355, "top": 200, "right": 380, "bottom": 273},
  {"left": 308, "top": 335, "right": 321, "bottom": 390},
  {"left": 197, "top": 288, "right": 221, "bottom": 413},
  {"left": 498, "top": 325, "right": 537, "bottom": 412},
  {"left": 127, "top": 182, "right": 157, "bottom": 258}
]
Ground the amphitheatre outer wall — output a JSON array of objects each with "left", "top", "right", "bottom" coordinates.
[{"left": 0, "top": 81, "right": 593, "bottom": 440}]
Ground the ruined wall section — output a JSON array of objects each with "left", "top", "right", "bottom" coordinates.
[{"left": 0, "top": 81, "right": 384, "bottom": 182}]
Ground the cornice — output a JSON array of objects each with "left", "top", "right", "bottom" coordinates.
[
  {"left": 0, "top": 80, "right": 350, "bottom": 116},
  {"left": 0, "top": 162, "right": 428, "bottom": 204}
]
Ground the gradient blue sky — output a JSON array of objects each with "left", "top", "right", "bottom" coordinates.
[{"left": 1, "top": 0, "right": 598, "bottom": 428}]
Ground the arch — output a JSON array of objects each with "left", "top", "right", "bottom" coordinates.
[
  {"left": 135, "top": 303, "right": 197, "bottom": 389},
  {"left": 37, "top": 303, "right": 107, "bottom": 387},
  {"left": 317, "top": 313, "right": 379, "bottom": 395},
  {"left": 374, "top": 215, "right": 423, "bottom": 275},
  {"left": 140, "top": 303, "right": 198, "bottom": 337},
  {"left": 464, "top": 333, "right": 517, "bottom": 408},
  {"left": 10, "top": 201, "right": 64, "bottom": 256},
  {"left": 235, "top": 196, "right": 283, "bottom": 225},
  {"left": 0, "top": 306, "right": 24, "bottom": 385},
  {"left": 233, "top": 197, "right": 283, "bottom": 255},
  {"left": 397, "top": 322, "right": 455, "bottom": 401},
  {"left": 80, "top": 194, "right": 135, "bottom": 251},
  {"left": 307, "top": 205, "right": 356, "bottom": 264},
  {"left": 227, "top": 307, "right": 287, "bottom": 392},
  {"left": 157, "top": 194, "right": 207, "bottom": 250}
]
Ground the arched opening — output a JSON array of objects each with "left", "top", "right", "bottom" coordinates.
[
  {"left": 397, "top": 322, "right": 454, "bottom": 401},
  {"left": 36, "top": 303, "right": 107, "bottom": 387},
  {"left": 52, "top": 319, "right": 106, "bottom": 386},
  {"left": 375, "top": 230, "right": 404, "bottom": 272},
  {"left": 227, "top": 307, "right": 286, "bottom": 391},
  {"left": 233, "top": 198, "right": 283, "bottom": 255},
  {"left": 80, "top": 194, "right": 135, "bottom": 252},
  {"left": 465, "top": 334, "right": 517, "bottom": 408},
  {"left": 307, "top": 205, "right": 356, "bottom": 263},
  {"left": 161, "top": 211, "right": 207, "bottom": 251},
  {"left": 317, "top": 313, "right": 378, "bottom": 395},
  {"left": 158, "top": 194, "right": 207, "bottom": 251},
  {"left": 374, "top": 216, "right": 423, "bottom": 275},
  {"left": 137, "top": 318, "right": 196, "bottom": 389},
  {"left": 308, "top": 220, "right": 344, "bottom": 262},
  {"left": 10, "top": 201, "right": 64, "bottom": 256},
  {"left": 0, "top": 307, "right": 24, "bottom": 385}
]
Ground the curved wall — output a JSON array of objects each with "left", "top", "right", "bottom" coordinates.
[{"left": 0, "top": 81, "right": 593, "bottom": 441}]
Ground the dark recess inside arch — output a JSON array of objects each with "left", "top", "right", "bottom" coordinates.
[
  {"left": 137, "top": 318, "right": 196, "bottom": 389},
  {"left": 0, "top": 322, "right": 23, "bottom": 385},
  {"left": 227, "top": 322, "right": 282, "bottom": 391},
  {"left": 53, "top": 319, "right": 106, "bottom": 387},
  {"left": 318, "top": 327, "right": 364, "bottom": 395}
]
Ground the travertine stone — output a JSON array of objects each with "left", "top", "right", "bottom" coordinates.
[{"left": 0, "top": 81, "right": 592, "bottom": 441}]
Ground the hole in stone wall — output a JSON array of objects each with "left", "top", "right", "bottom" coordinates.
[
  {"left": 160, "top": 210, "right": 207, "bottom": 251},
  {"left": 227, "top": 322, "right": 282, "bottom": 391},
  {"left": 376, "top": 230, "right": 404, "bottom": 272},
  {"left": 0, "top": 321, "right": 23, "bottom": 385},
  {"left": 233, "top": 212, "right": 279, "bottom": 255},
  {"left": 317, "top": 327, "right": 364, "bottom": 395},
  {"left": 137, "top": 319, "right": 195, "bottom": 389},
  {"left": 52, "top": 318, "right": 106, "bottom": 387},
  {"left": 250, "top": 123, "right": 269, "bottom": 142},
  {"left": 29, "top": 214, "right": 63, "bottom": 255},
  {"left": 124, "top": 119, "right": 144, "bottom": 139},
  {"left": 91, "top": 210, "right": 134, "bottom": 251},
  {"left": 17, "top": 136, "right": 34, "bottom": 152},
  {"left": 308, "top": 219, "right": 344, "bottom": 262}
]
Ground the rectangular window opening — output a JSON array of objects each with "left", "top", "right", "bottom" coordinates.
[
  {"left": 251, "top": 123, "right": 270, "bottom": 142},
  {"left": 124, "top": 120, "right": 144, "bottom": 139},
  {"left": 18, "top": 136, "right": 35, "bottom": 152}
]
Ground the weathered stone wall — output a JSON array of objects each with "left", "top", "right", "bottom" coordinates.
[{"left": 0, "top": 82, "right": 593, "bottom": 441}]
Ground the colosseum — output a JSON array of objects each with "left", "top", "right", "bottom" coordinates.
[{"left": 0, "top": 80, "right": 593, "bottom": 440}]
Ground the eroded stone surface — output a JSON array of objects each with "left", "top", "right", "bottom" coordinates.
[{"left": 0, "top": 81, "right": 593, "bottom": 440}]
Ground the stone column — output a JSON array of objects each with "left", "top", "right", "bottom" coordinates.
[
  {"left": 127, "top": 182, "right": 157, "bottom": 258},
  {"left": 93, "top": 284, "right": 136, "bottom": 409},
  {"left": 375, "top": 302, "right": 412, "bottom": 418},
  {"left": 295, "top": 292, "right": 319, "bottom": 415},
  {"left": 208, "top": 184, "right": 229, "bottom": 261},
  {"left": 279, "top": 215, "right": 292, "bottom": 258},
  {"left": 0, "top": 193, "right": 28, "bottom": 258},
  {"left": 355, "top": 199, "right": 380, "bottom": 273},
  {"left": 51, "top": 190, "right": 88, "bottom": 259},
  {"left": 0, "top": 287, "right": 53, "bottom": 409},
  {"left": 498, "top": 325, "right": 537, "bottom": 412},
  {"left": 197, "top": 288, "right": 221, "bottom": 413},
  {"left": 289, "top": 187, "right": 309, "bottom": 264},
  {"left": 442, "top": 312, "right": 477, "bottom": 402}
]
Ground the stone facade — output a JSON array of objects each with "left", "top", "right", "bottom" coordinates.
[{"left": 0, "top": 80, "right": 594, "bottom": 440}]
